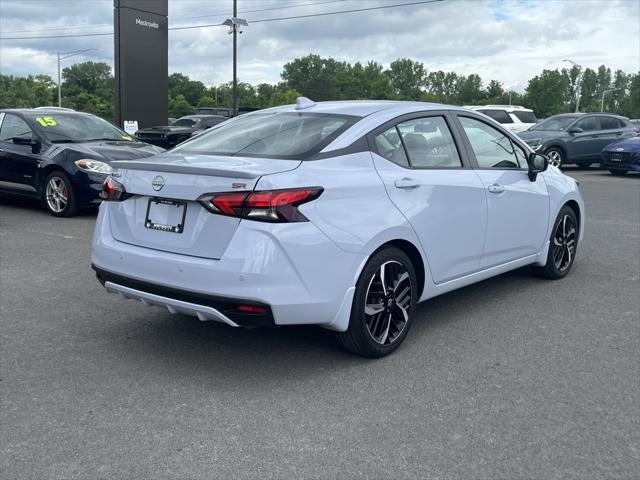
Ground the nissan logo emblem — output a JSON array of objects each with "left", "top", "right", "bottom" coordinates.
[{"left": 152, "top": 176, "right": 165, "bottom": 191}]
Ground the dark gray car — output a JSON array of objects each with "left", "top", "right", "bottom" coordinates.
[{"left": 518, "top": 113, "right": 637, "bottom": 168}]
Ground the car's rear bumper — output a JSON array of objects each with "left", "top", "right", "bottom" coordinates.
[{"left": 91, "top": 203, "right": 367, "bottom": 330}]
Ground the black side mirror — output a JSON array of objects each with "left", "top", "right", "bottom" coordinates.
[
  {"left": 567, "top": 127, "right": 583, "bottom": 134},
  {"left": 12, "top": 136, "right": 41, "bottom": 153},
  {"left": 527, "top": 152, "right": 548, "bottom": 181}
]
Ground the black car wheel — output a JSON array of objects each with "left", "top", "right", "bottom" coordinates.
[
  {"left": 545, "top": 147, "right": 564, "bottom": 168},
  {"left": 42, "top": 171, "right": 79, "bottom": 217},
  {"left": 533, "top": 205, "right": 578, "bottom": 279},
  {"left": 338, "top": 247, "right": 417, "bottom": 357},
  {"left": 609, "top": 169, "right": 628, "bottom": 176}
]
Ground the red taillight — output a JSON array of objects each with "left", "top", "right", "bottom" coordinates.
[
  {"left": 101, "top": 177, "right": 129, "bottom": 201},
  {"left": 236, "top": 305, "right": 267, "bottom": 314},
  {"left": 197, "top": 187, "right": 323, "bottom": 223}
]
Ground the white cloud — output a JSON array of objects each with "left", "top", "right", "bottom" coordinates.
[{"left": 0, "top": 0, "right": 638, "bottom": 92}]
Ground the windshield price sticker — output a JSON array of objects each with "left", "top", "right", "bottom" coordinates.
[{"left": 35, "top": 116, "right": 57, "bottom": 127}]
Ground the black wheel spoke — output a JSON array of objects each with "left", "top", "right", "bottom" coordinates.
[{"left": 552, "top": 214, "right": 576, "bottom": 272}]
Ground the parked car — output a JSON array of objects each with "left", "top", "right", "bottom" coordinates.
[
  {"left": 195, "top": 107, "right": 261, "bottom": 117},
  {"left": 135, "top": 114, "right": 227, "bottom": 149},
  {"left": 601, "top": 136, "right": 640, "bottom": 175},
  {"left": 0, "top": 108, "right": 164, "bottom": 216},
  {"left": 464, "top": 105, "right": 537, "bottom": 133},
  {"left": 92, "top": 99, "right": 584, "bottom": 357},
  {"left": 518, "top": 113, "right": 637, "bottom": 168}
]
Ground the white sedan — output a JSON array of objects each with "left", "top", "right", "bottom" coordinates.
[{"left": 92, "top": 99, "right": 584, "bottom": 357}]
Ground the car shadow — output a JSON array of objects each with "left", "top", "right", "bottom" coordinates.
[
  {"left": 0, "top": 194, "right": 98, "bottom": 217},
  {"left": 104, "top": 266, "right": 538, "bottom": 383}
]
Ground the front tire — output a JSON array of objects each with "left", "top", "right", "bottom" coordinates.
[
  {"left": 533, "top": 206, "right": 578, "bottom": 279},
  {"left": 337, "top": 247, "right": 417, "bottom": 358},
  {"left": 545, "top": 147, "right": 564, "bottom": 168},
  {"left": 42, "top": 171, "right": 79, "bottom": 217}
]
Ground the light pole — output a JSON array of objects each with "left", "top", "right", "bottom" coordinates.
[
  {"left": 600, "top": 88, "right": 619, "bottom": 112},
  {"left": 563, "top": 59, "right": 582, "bottom": 113},
  {"left": 57, "top": 48, "right": 95, "bottom": 107},
  {"left": 223, "top": 1, "right": 247, "bottom": 116}
]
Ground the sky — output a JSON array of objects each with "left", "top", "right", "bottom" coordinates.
[{"left": 0, "top": 0, "right": 638, "bottom": 93}]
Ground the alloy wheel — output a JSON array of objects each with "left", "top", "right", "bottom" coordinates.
[
  {"left": 552, "top": 214, "right": 576, "bottom": 272},
  {"left": 45, "top": 176, "right": 69, "bottom": 213},
  {"left": 547, "top": 150, "right": 563, "bottom": 167},
  {"left": 364, "top": 260, "right": 413, "bottom": 345}
]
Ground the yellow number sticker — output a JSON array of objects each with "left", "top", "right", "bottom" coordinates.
[
  {"left": 35, "top": 116, "right": 57, "bottom": 127},
  {"left": 121, "top": 135, "right": 132, "bottom": 141}
]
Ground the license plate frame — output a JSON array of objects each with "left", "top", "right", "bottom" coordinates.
[
  {"left": 145, "top": 198, "right": 187, "bottom": 234},
  {"left": 610, "top": 153, "right": 624, "bottom": 162}
]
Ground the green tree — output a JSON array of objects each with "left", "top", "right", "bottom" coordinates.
[
  {"left": 457, "top": 74, "right": 484, "bottom": 104},
  {"left": 525, "top": 69, "right": 571, "bottom": 117},
  {"left": 169, "top": 94, "right": 195, "bottom": 117},
  {"left": 386, "top": 58, "right": 426, "bottom": 100},
  {"left": 282, "top": 54, "right": 349, "bottom": 101},
  {"left": 168, "top": 73, "right": 207, "bottom": 106},
  {"left": 485, "top": 80, "right": 504, "bottom": 100}
]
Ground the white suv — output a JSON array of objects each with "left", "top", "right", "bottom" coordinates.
[{"left": 464, "top": 105, "right": 537, "bottom": 133}]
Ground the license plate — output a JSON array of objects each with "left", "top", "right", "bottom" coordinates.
[
  {"left": 610, "top": 153, "right": 623, "bottom": 162},
  {"left": 145, "top": 198, "right": 187, "bottom": 233}
]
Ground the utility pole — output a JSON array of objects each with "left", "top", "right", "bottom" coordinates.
[
  {"left": 224, "top": 4, "right": 247, "bottom": 117},
  {"left": 601, "top": 88, "right": 619, "bottom": 112},
  {"left": 57, "top": 49, "right": 95, "bottom": 107}
]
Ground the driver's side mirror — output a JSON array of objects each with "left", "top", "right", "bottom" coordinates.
[
  {"left": 12, "top": 136, "right": 41, "bottom": 154},
  {"left": 567, "top": 127, "right": 583, "bottom": 134},
  {"left": 527, "top": 152, "right": 548, "bottom": 181}
]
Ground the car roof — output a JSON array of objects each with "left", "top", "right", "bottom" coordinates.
[
  {"left": 0, "top": 108, "right": 91, "bottom": 116},
  {"left": 258, "top": 100, "right": 468, "bottom": 118},
  {"left": 465, "top": 105, "right": 534, "bottom": 113}
]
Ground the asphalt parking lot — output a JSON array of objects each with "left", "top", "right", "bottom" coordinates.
[{"left": 1, "top": 168, "right": 638, "bottom": 479}]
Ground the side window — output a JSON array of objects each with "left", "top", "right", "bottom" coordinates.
[
  {"left": 396, "top": 116, "right": 462, "bottom": 168},
  {"left": 0, "top": 114, "right": 32, "bottom": 142},
  {"left": 574, "top": 116, "right": 597, "bottom": 131},
  {"left": 459, "top": 116, "right": 522, "bottom": 169},
  {"left": 478, "top": 109, "right": 513, "bottom": 124},
  {"left": 599, "top": 116, "right": 620, "bottom": 130},
  {"left": 374, "top": 126, "right": 409, "bottom": 167}
]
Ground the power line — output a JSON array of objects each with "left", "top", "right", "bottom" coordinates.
[
  {"left": 0, "top": 0, "right": 444, "bottom": 40},
  {"left": 0, "top": 0, "right": 347, "bottom": 34}
]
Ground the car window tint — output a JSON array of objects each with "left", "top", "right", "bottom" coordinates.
[
  {"left": 459, "top": 116, "right": 521, "bottom": 169},
  {"left": 575, "top": 116, "right": 597, "bottom": 131},
  {"left": 478, "top": 109, "right": 513, "bottom": 124},
  {"left": 599, "top": 116, "right": 620, "bottom": 130},
  {"left": 374, "top": 126, "right": 409, "bottom": 167},
  {"left": 513, "top": 110, "right": 537, "bottom": 123},
  {"left": 0, "top": 114, "right": 32, "bottom": 142},
  {"left": 395, "top": 117, "right": 462, "bottom": 168}
]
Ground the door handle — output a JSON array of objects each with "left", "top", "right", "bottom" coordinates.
[
  {"left": 394, "top": 178, "right": 420, "bottom": 189},
  {"left": 488, "top": 184, "right": 505, "bottom": 194}
]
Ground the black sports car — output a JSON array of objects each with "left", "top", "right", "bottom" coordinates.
[
  {"left": 0, "top": 108, "right": 163, "bottom": 216},
  {"left": 135, "top": 114, "right": 228, "bottom": 149}
]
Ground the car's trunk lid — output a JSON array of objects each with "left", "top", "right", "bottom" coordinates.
[{"left": 107, "top": 154, "right": 300, "bottom": 259}]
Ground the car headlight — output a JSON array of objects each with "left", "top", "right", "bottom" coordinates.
[
  {"left": 525, "top": 138, "right": 543, "bottom": 151},
  {"left": 74, "top": 159, "right": 113, "bottom": 174}
]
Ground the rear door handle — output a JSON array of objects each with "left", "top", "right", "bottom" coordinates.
[
  {"left": 488, "top": 184, "right": 505, "bottom": 194},
  {"left": 394, "top": 178, "right": 420, "bottom": 189}
]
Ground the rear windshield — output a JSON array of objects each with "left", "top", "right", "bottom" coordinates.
[
  {"left": 478, "top": 109, "right": 513, "bottom": 124},
  {"left": 172, "top": 112, "right": 359, "bottom": 159},
  {"left": 28, "top": 113, "right": 131, "bottom": 142},
  {"left": 513, "top": 110, "right": 537, "bottom": 123}
]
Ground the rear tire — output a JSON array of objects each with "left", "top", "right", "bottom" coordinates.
[
  {"left": 42, "top": 171, "right": 79, "bottom": 217},
  {"left": 533, "top": 205, "right": 578, "bottom": 279},
  {"left": 609, "top": 169, "right": 628, "bottom": 176},
  {"left": 337, "top": 247, "right": 417, "bottom": 358}
]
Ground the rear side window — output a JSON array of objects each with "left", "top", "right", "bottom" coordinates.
[
  {"left": 599, "top": 116, "right": 623, "bottom": 130},
  {"left": 513, "top": 110, "right": 537, "bottom": 123},
  {"left": 374, "top": 126, "right": 409, "bottom": 167},
  {"left": 0, "top": 114, "right": 32, "bottom": 142},
  {"left": 478, "top": 109, "right": 513, "bottom": 124},
  {"left": 395, "top": 117, "right": 462, "bottom": 168},
  {"left": 173, "top": 112, "right": 358, "bottom": 159}
]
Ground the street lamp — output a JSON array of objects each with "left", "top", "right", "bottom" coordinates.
[
  {"left": 563, "top": 59, "right": 582, "bottom": 113},
  {"left": 223, "top": 0, "right": 248, "bottom": 116},
  {"left": 600, "top": 88, "right": 619, "bottom": 112},
  {"left": 57, "top": 48, "right": 96, "bottom": 107}
]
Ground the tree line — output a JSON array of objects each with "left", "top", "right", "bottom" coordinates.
[{"left": 1, "top": 54, "right": 638, "bottom": 122}]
